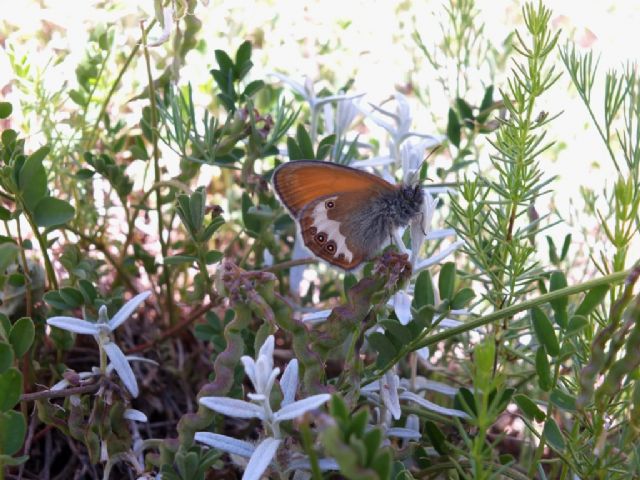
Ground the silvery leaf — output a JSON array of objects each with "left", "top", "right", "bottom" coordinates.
[
  {"left": 243, "top": 437, "right": 281, "bottom": 480},
  {"left": 103, "top": 342, "right": 139, "bottom": 398},
  {"left": 108, "top": 291, "right": 151, "bottom": 331},
  {"left": 380, "top": 372, "right": 401, "bottom": 420},
  {"left": 199, "top": 397, "right": 265, "bottom": 420},
  {"left": 273, "top": 394, "right": 331, "bottom": 422},
  {"left": 241, "top": 356, "right": 258, "bottom": 390},
  {"left": 46, "top": 317, "right": 100, "bottom": 335},
  {"left": 195, "top": 432, "right": 255, "bottom": 458},
  {"left": 301, "top": 309, "right": 331, "bottom": 324}
]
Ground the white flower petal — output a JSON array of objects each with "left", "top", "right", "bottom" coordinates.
[
  {"left": 380, "top": 372, "right": 401, "bottom": 420},
  {"left": 387, "top": 427, "right": 421, "bottom": 439},
  {"left": 416, "top": 347, "right": 430, "bottom": 361},
  {"left": 392, "top": 290, "right": 412, "bottom": 326},
  {"left": 241, "top": 356, "right": 258, "bottom": 390},
  {"left": 287, "top": 457, "right": 340, "bottom": 472},
  {"left": 124, "top": 409, "right": 148, "bottom": 422},
  {"left": 103, "top": 342, "right": 139, "bottom": 398},
  {"left": 258, "top": 336, "right": 275, "bottom": 363},
  {"left": 414, "top": 240, "right": 464, "bottom": 272},
  {"left": 426, "top": 228, "right": 456, "bottom": 240},
  {"left": 280, "top": 359, "right": 299, "bottom": 406},
  {"left": 199, "top": 397, "right": 265, "bottom": 420},
  {"left": 350, "top": 156, "right": 395, "bottom": 168},
  {"left": 269, "top": 73, "right": 307, "bottom": 98},
  {"left": 195, "top": 432, "right": 255, "bottom": 458},
  {"left": 106, "top": 356, "right": 157, "bottom": 376},
  {"left": 46, "top": 317, "right": 100, "bottom": 335},
  {"left": 273, "top": 394, "right": 331, "bottom": 422},
  {"left": 400, "top": 391, "right": 470, "bottom": 419},
  {"left": 148, "top": 7, "right": 173, "bottom": 46},
  {"left": 243, "top": 437, "right": 281, "bottom": 480},
  {"left": 108, "top": 291, "right": 152, "bottom": 331},
  {"left": 302, "top": 309, "right": 332, "bottom": 324}
]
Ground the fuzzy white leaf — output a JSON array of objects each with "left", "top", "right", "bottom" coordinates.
[
  {"left": 243, "top": 437, "right": 280, "bottom": 480},
  {"left": 274, "top": 394, "right": 331, "bottom": 422},
  {"left": 108, "top": 291, "right": 151, "bottom": 331},
  {"left": 46, "top": 317, "right": 100, "bottom": 335},
  {"left": 103, "top": 342, "right": 139, "bottom": 398},
  {"left": 414, "top": 240, "right": 464, "bottom": 272},
  {"left": 199, "top": 397, "right": 265, "bottom": 420},
  {"left": 380, "top": 372, "right": 401, "bottom": 420},
  {"left": 195, "top": 432, "right": 255, "bottom": 458}
]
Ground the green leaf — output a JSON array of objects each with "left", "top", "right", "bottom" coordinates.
[
  {"left": 575, "top": 285, "right": 609, "bottom": 317},
  {"left": 205, "top": 250, "right": 223, "bottom": 264},
  {"left": 438, "top": 262, "right": 456, "bottom": 301},
  {"left": 296, "top": 125, "right": 314, "bottom": 159},
  {"left": 447, "top": 108, "right": 461, "bottom": 148},
  {"left": 560, "top": 233, "right": 571, "bottom": 260},
  {"left": 548, "top": 271, "right": 568, "bottom": 314},
  {"left": 550, "top": 389, "right": 576, "bottom": 412},
  {"left": 0, "top": 342, "right": 13, "bottom": 374},
  {"left": 164, "top": 255, "right": 197, "bottom": 266},
  {"left": 286, "top": 138, "right": 303, "bottom": 161},
  {"left": 316, "top": 134, "right": 336, "bottom": 160},
  {"left": 235, "top": 41, "right": 252, "bottom": 69},
  {"left": 9, "top": 317, "right": 34, "bottom": 357},
  {"left": 424, "top": 420, "right": 448, "bottom": 455},
  {"left": 0, "top": 367, "right": 22, "bottom": 411},
  {"left": 0, "top": 243, "right": 19, "bottom": 273},
  {"left": 531, "top": 306, "right": 559, "bottom": 356},
  {"left": 546, "top": 236, "right": 558, "bottom": 264},
  {"left": 214, "top": 49, "right": 234, "bottom": 73},
  {"left": 535, "top": 346, "right": 553, "bottom": 392},
  {"left": 19, "top": 147, "right": 49, "bottom": 212},
  {"left": 451, "top": 287, "right": 475, "bottom": 309},
  {"left": 43, "top": 291, "right": 69, "bottom": 310},
  {"left": 513, "top": 394, "right": 545, "bottom": 422},
  {"left": 0, "top": 314, "right": 10, "bottom": 340},
  {"left": 34, "top": 198, "right": 75, "bottom": 228},
  {"left": 455, "top": 97, "right": 474, "bottom": 120},
  {"left": 368, "top": 332, "right": 396, "bottom": 367},
  {"left": 58, "top": 288, "right": 83, "bottom": 308},
  {"left": 477, "top": 85, "right": 494, "bottom": 123},
  {"left": 543, "top": 418, "right": 565, "bottom": 452},
  {"left": 243, "top": 80, "right": 264, "bottom": 98},
  {"left": 413, "top": 270, "right": 435, "bottom": 308},
  {"left": 0, "top": 102, "right": 12, "bottom": 119},
  {"left": 0, "top": 410, "right": 26, "bottom": 456},
  {"left": 455, "top": 387, "right": 477, "bottom": 417},
  {"left": 566, "top": 315, "right": 588, "bottom": 334}
]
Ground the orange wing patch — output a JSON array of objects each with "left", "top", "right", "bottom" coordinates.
[{"left": 273, "top": 160, "right": 396, "bottom": 216}]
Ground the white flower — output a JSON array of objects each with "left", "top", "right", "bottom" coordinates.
[
  {"left": 361, "top": 93, "right": 442, "bottom": 163},
  {"left": 197, "top": 335, "right": 331, "bottom": 479},
  {"left": 148, "top": 7, "right": 173, "bottom": 47},
  {"left": 46, "top": 291, "right": 152, "bottom": 398}
]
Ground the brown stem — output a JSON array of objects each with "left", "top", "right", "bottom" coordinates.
[{"left": 20, "top": 382, "right": 100, "bottom": 402}]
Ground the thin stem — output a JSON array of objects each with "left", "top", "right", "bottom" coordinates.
[
  {"left": 366, "top": 268, "right": 630, "bottom": 385},
  {"left": 141, "top": 22, "right": 176, "bottom": 325}
]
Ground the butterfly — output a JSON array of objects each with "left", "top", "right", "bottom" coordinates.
[{"left": 273, "top": 160, "right": 425, "bottom": 270}]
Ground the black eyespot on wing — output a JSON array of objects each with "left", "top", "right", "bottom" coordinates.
[
  {"left": 325, "top": 200, "right": 335, "bottom": 209},
  {"left": 316, "top": 232, "right": 326, "bottom": 244},
  {"left": 324, "top": 240, "right": 337, "bottom": 255}
]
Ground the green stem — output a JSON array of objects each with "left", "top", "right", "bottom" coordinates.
[
  {"left": 84, "top": 19, "right": 157, "bottom": 151},
  {"left": 141, "top": 23, "right": 175, "bottom": 325},
  {"left": 366, "top": 268, "right": 630, "bottom": 385},
  {"left": 24, "top": 212, "right": 58, "bottom": 291}
]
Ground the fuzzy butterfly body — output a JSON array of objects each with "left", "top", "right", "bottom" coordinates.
[{"left": 273, "top": 160, "right": 424, "bottom": 270}]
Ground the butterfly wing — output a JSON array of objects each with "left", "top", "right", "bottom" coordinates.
[
  {"left": 273, "top": 160, "right": 395, "bottom": 216},
  {"left": 298, "top": 190, "right": 387, "bottom": 270}
]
